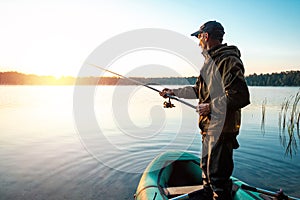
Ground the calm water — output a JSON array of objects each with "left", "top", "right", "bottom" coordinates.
[{"left": 0, "top": 86, "right": 299, "bottom": 199}]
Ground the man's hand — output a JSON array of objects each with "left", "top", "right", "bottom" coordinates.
[
  {"left": 159, "top": 88, "right": 175, "bottom": 98},
  {"left": 196, "top": 103, "right": 210, "bottom": 116}
]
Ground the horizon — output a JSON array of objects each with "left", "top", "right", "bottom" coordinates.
[
  {"left": 1, "top": 69, "right": 299, "bottom": 78},
  {"left": 0, "top": 0, "right": 300, "bottom": 77},
  {"left": 1, "top": 70, "right": 299, "bottom": 86}
]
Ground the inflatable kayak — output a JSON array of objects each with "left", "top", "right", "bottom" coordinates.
[{"left": 134, "top": 151, "right": 298, "bottom": 200}]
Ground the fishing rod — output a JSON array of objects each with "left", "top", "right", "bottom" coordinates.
[{"left": 87, "top": 63, "right": 196, "bottom": 110}]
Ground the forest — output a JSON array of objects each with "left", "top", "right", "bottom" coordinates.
[
  {"left": 245, "top": 71, "right": 300, "bottom": 86},
  {"left": 0, "top": 70, "right": 299, "bottom": 86}
]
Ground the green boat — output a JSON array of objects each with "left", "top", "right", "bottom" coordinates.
[{"left": 134, "top": 151, "right": 298, "bottom": 200}]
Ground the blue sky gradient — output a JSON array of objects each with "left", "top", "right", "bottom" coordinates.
[{"left": 0, "top": 0, "right": 299, "bottom": 76}]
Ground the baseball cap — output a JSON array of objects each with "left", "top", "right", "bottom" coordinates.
[{"left": 191, "top": 20, "right": 225, "bottom": 39}]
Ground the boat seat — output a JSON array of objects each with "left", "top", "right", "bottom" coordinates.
[
  {"left": 166, "top": 183, "right": 241, "bottom": 196},
  {"left": 164, "top": 185, "right": 203, "bottom": 196}
]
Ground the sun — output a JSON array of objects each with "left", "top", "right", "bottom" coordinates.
[{"left": 53, "top": 74, "right": 62, "bottom": 80}]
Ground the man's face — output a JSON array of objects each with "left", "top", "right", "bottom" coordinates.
[{"left": 198, "top": 32, "right": 208, "bottom": 50}]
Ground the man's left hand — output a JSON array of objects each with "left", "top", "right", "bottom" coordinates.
[{"left": 196, "top": 103, "right": 210, "bottom": 116}]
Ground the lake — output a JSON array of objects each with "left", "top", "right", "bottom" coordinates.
[{"left": 0, "top": 85, "right": 299, "bottom": 199}]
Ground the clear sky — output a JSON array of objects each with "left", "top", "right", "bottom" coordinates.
[{"left": 0, "top": 0, "right": 300, "bottom": 77}]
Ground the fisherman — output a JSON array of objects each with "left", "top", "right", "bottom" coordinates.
[{"left": 160, "top": 21, "right": 250, "bottom": 200}]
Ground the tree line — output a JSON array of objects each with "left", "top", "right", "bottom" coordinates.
[
  {"left": 246, "top": 71, "right": 300, "bottom": 86},
  {"left": 0, "top": 70, "right": 299, "bottom": 86}
]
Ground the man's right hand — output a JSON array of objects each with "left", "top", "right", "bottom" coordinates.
[{"left": 159, "top": 88, "right": 175, "bottom": 98}]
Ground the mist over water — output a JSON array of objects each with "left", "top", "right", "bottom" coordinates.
[{"left": 0, "top": 86, "right": 299, "bottom": 199}]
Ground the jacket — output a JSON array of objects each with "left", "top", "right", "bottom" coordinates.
[{"left": 173, "top": 43, "right": 250, "bottom": 135}]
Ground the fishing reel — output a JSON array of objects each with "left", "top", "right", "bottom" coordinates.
[{"left": 163, "top": 97, "right": 175, "bottom": 108}]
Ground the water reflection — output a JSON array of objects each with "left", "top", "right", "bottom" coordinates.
[{"left": 1, "top": 86, "right": 300, "bottom": 198}]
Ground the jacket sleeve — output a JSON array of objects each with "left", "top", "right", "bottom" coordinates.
[
  {"left": 211, "top": 56, "right": 250, "bottom": 111},
  {"left": 172, "top": 76, "right": 200, "bottom": 99}
]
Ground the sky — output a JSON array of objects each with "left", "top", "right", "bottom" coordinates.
[{"left": 0, "top": 0, "right": 300, "bottom": 77}]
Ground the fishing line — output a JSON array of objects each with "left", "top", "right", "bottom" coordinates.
[{"left": 87, "top": 63, "right": 196, "bottom": 109}]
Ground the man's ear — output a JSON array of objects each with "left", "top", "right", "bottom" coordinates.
[{"left": 203, "top": 32, "right": 209, "bottom": 41}]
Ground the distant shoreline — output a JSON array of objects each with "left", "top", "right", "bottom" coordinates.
[{"left": 0, "top": 70, "right": 299, "bottom": 86}]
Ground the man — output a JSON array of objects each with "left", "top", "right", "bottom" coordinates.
[{"left": 160, "top": 21, "right": 250, "bottom": 200}]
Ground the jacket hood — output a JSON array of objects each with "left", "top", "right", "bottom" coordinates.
[{"left": 204, "top": 43, "right": 241, "bottom": 60}]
